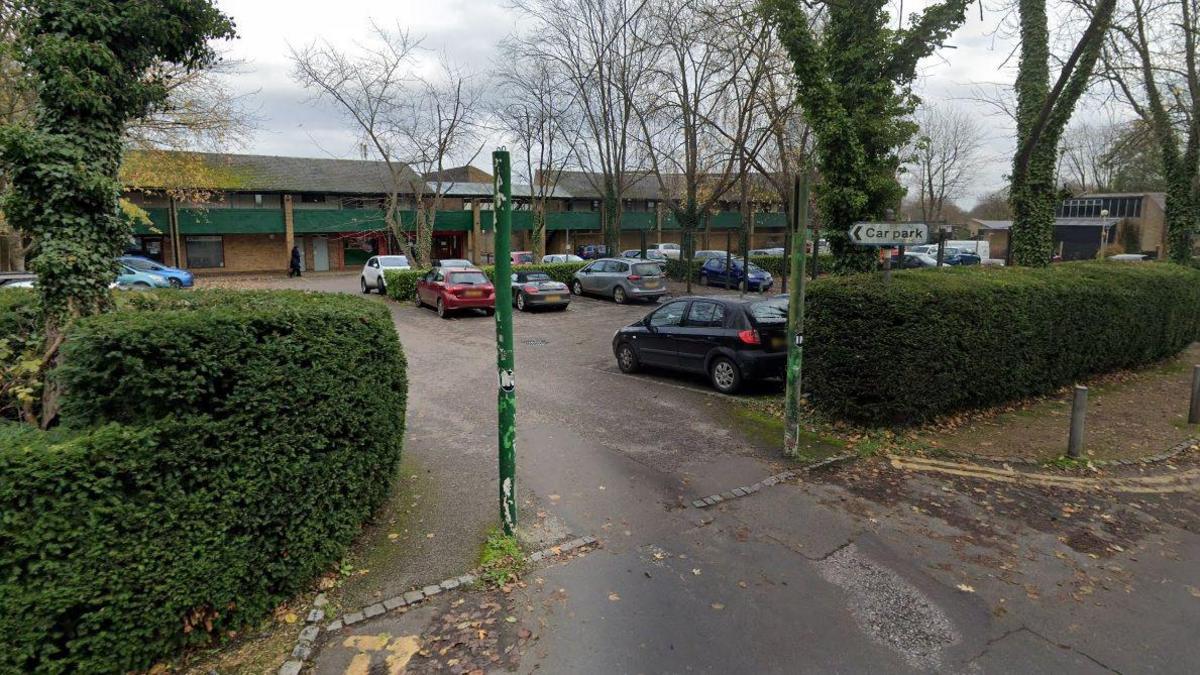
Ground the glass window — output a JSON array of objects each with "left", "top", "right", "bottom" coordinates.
[
  {"left": 649, "top": 301, "right": 687, "bottom": 328},
  {"left": 523, "top": 272, "right": 551, "bottom": 282},
  {"left": 185, "top": 236, "right": 223, "bottom": 268},
  {"left": 631, "top": 263, "right": 660, "bottom": 276},
  {"left": 613, "top": 262, "right": 629, "bottom": 273},
  {"left": 450, "top": 271, "right": 489, "bottom": 285},
  {"left": 434, "top": 270, "right": 445, "bottom": 282},
  {"left": 122, "top": 257, "right": 163, "bottom": 272},
  {"left": 378, "top": 256, "right": 408, "bottom": 266},
  {"left": 749, "top": 298, "right": 789, "bottom": 324},
  {"left": 687, "top": 301, "right": 726, "bottom": 328}
]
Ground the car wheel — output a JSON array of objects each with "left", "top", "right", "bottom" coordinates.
[
  {"left": 168, "top": 278, "right": 183, "bottom": 289},
  {"left": 616, "top": 342, "right": 639, "bottom": 373},
  {"left": 613, "top": 286, "right": 627, "bottom": 304},
  {"left": 361, "top": 277, "right": 370, "bottom": 294},
  {"left": 484, "top": 308, "right": 495, "bottom": 317},
  {"left": 437, "top": 297, "right": 448, "bottom": 319},
  {"left": 517, "top": 293, "right": 528, "bottom": 311},
  {"left": 571, "top": 280, "right": 583, "bottom": 296},
  {"left": 738, "top": 279, "right": 747, "bottom": 292},
  {"left": 413, "top": 293, "right": 423, "bottom": 308},
  {"left": 378, "top": 279, "right": 387, "bottom": 295},
  {"left": 709, "top": 356, "right": 742, "bottom": 394}
]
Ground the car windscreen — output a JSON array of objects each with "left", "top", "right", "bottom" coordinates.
[
  {"left": 631, "top": 263, "right": 661, "bottom": 276},
  {"left": 514, "top": 253, "right": 533, "bottom": 263},
  {"left": 449, "top": 271, "right": 489, "bottom": 285},
  {"left": 439, "top": 259, "right": 471, "bottom": 267},
  {"left": 122, "top": 258, "right": 162, "bottom": 271},
  {"left": 524, "top": 273, "right": 551, "bottom": 282},
  {"left": 748, "top": 298, "right": 788, "bottom": 325},
  {"left": 379, "top": 256, "right": 408, "bottom": 266}
]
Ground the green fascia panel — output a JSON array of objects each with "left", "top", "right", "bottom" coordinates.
[
  {"left": 295, "top": 210, "right": 387, "bottom": 233},
  {"left": 433, "top": 210, "right": 473, "bottom": 231},
  {"left": 179, "top": 208, "right": 284, "bottom": 234},
  {"left": 620, "top": 211, "right": 655, "bottom": 230},
  {"left": 545, "top": 212, "right": 601, "bottom": 231},
  {"left": 755, "top": 212, "right": 787, "bottom": 228}
]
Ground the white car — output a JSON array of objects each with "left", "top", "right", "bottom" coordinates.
[
  {"left": 1108, "top": 253, "right": 1150, "bottom": 262},
  {"left": 360, "top": 255, "right": 410, "bottom": 295},
  {"left": 542, "top": 253, "right": 585, "bottom": 264},
  {"left": 748, "top": 247, "right": 785, "bottom": 257},
  {"left": 648, "top": 242, "right": 682, "bottom": 259}
]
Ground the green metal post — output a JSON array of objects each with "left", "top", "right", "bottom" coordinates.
[
  {"left": 492, "top": 150, "right": 517, "bottom": 534},
  {"left": 784, "top": 172, "right": 809, "bottom": 457}
]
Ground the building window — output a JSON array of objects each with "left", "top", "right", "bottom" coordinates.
[
  {"left": 591, "top": 200, "right": 599, "bottom": 211},
  {"left": 185, "top": 235, "right": 224, "bottom": 268},
  {"left": 254, "top": 193, "right": 263, "bottom": 207},
  {"left": 300, "top": 193, "right": 326, "bottom": 204}
]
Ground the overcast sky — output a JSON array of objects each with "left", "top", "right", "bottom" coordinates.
[{"left": 210, "top": 0, "right": 1123, "bottom": 208}]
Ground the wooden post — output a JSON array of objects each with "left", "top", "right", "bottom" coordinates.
[
  {"left": 1068, "top": 385, "right": 1088, "bottom": 458},
  {"left": 471, "top": 199, "right": 482, "bottom": 264},
  {"left": 168, "top": 195, "right": 182, "bottom": 268}
]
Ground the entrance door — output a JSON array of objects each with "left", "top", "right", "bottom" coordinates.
[
  {"left": 313, "top": 236, "right": 330, "bottom": 271},
  {"left": 433, "top": 234, "right": 461, "bottom": 261}
]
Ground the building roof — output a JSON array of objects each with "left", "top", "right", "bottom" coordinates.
[
  {"left": 552, "top": 170, "right": 781, "bottom": 202},
  {"left": 434, "top": 181, "right": 575, "bottom": 199},
  {"left": 121, "top": 150, "right": 425, "bottom": 194},
  {"left": 1079, "top": 191, "right": 1168, "bottom": 211},
  {"left": 971, "top": 217, "right": 1121, "bottom": 231}
]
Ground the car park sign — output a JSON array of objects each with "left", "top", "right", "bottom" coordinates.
[{"left": 850, "top": 222, "right": 930, "bottom": 247}]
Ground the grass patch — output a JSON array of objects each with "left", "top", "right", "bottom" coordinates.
[
  {"left": 478, "top": 529, "right": 525, "bottom": 588},
  {"left": 1042, "top": 455, "right": 1095, "bottom": 471}
]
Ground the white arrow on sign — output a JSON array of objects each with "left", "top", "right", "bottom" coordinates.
[{"left": 849, "top": 222, "right": 930, "bottom": 247}]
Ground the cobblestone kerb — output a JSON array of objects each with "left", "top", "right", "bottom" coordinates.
[
  {"left": 277, "top": 535, "right": 599, "bottom": 674},
  {"left": 691, "top": 453, "right": 857, "bottom": 509}
]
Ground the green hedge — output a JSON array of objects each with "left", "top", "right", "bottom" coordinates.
[
  {"left": 385, "top": 262, "right": 586, "bottom": 301},
  {"left": 805, "top": 262, "right": 1200, "bottom": 423},
  {"left": 1, "top": 290, "right": 407, "bottom": 673}
]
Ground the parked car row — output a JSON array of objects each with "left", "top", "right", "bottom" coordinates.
[{"left": 1, "top": 259, "right": 186, "bottom": 291}]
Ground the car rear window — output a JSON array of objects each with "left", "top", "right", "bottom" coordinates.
[
  {"left": 379, "top": 256, "right": 408, "bottom": 266},
  {"left": 748, "top": 298, "right": 788, "bottom": 324},
  {"left": 632, "top": 263, "right": 661, "bottom": 276},
  {"left": 450, "top": 271, "right": 489, "bottom": 285}
]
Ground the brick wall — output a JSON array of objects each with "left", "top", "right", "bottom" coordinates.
[{"left": 210, "top": 234, "right": 289, "bottom": 273}]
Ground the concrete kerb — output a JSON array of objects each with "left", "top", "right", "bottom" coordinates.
[
  {"left": 691, "top": 454, "right": 857, "bottom": 510},
  {"left": 279, "top": 534, "right": 600, "bottom": 674}
]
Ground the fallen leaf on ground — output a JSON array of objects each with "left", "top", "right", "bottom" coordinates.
[
  {"left": 956, "top": 584, "right": 976, "bottom": 593},
  {"left": 608, "top": 593, "right": 620, "bottom": 601},
  {"left": 283, "top": 612, "right": 298, "bottom": 624},
  {"left": 711, "top": 603, "right": 725, "bottom": 610},
  {"left": 692, "top": 569, "right": 702, "bottom": 576}
]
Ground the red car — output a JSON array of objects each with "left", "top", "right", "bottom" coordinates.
[{"left": 414, "top": 267, "right": 495, "bottom": 318}]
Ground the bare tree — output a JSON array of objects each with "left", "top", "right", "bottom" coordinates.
[
  {"left": 495, "top": 42, "right": 580, "bottom": 259},
  {"left": 1101, "top": 0, "right": 1199, "bottom": 261},
  {"left": 0, "top": 0, "right": 33, "bottom": 271},
  {"left": 906, "top": 103, "right": 985, "bottom": 223},
  {"left": 509, "top": 0, "right": 654, "bottom": 254},
  {"left": 1057, "top": 120, "right": 1124, "bottom": 192},
  {"left": 290, "top": 25, "right": 482, "bottom": 266}
]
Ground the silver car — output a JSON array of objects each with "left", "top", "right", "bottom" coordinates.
[
  {"left": 361, "top": 255, "right": 410, "bottom": 294},
  {"left": 571, "top": 257, "right": 666, "bottom": 304}
]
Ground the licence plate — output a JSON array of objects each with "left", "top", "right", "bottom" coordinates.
[
  {"left": 465, "top": 290, "right": 483, "bottom": 298},
  {"left": 643, "top": 280, "right": 660, "bottom": 288},
  {"left": 544, "top": 295, "right": 562, "bottom": 302},
  {"left": 770, "top": 337, "right": 785, "bottom": 349}
]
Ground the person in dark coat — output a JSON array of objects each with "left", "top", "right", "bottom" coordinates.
[{"left": 289, "top": 245, "right": 302, "bottom": 277}]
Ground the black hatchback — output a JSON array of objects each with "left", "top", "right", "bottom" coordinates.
[{"left": 612, "top": 296, "right": 789, "bottom": 393}]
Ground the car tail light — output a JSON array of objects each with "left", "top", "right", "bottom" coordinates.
[
  {"left": 523, "top": 285, "right": 540, "bottom": 294},
  {"left": 627, "top": 274, "right": 641, "bottom": 281},
  {"left": 738, "top": 329, "right": 761, "bottom": 345}
]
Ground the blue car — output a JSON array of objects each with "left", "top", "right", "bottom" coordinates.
[
  {"left": 119, "top": 256, "right": 194, "bottom": 287},
  {"left": 115, "top": 263, "right": 173, "bottom": 289},
  {"left": 698, "top": 257, "right": 774, "bottom": 291}
]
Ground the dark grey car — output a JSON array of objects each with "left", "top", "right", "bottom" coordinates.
[{"left": 571, "top": 257, "right": 666, "bottom": 304}]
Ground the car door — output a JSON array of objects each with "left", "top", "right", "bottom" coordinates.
[
  {"left": 365, "top": 257, "right": 380, "bottom": 286},
  {"left": 674, "top": 300, "right": 728, "bottom": 372},
  {"left": 705, "top": 259, "right": 725, "bottom": 285},
  {"left": 418, "top": 270, "right": 437, "bottom": 304},
  {"left": 637, "top": 300, "right": 689, "bottom": 369},
  {"left": 578, "top": 261, "right": 599, "bottom": 292},
  {"left": 588, "top": 260, "right": 613, "bottom": 293}
]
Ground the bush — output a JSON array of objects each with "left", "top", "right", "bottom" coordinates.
[
  {"left": 0, "top": 290, "right": 407, "bottom": 673},
  {"left": 805, "top": 262, "right": 1200, "bottom": 424},
  {"left": 385, "top": 261, "right": 587, "bottom": 301}
]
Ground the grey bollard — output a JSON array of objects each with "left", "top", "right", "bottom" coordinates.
[
  {"left": 1190, "top": 365, "right": 1200, "bottom": 425},
  {"left": 1067, "top": 385, "right": 1087, "bottom": 458}
]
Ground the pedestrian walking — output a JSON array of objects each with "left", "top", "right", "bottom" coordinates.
[{"left": 289, "top": 245, "right": 302, "bottom": 277}]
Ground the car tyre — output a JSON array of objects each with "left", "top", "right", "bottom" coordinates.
[
  {"left": 613, "top": 286, "right": 627, "bottom": 304},
  {"left": 437, "top": 297, "right": 448, "bottom": 319},
  {"left": 413, "top": 293, "right": 423, "bottom": 308},
  {"left": 169, "top": 278, "right": 183, "bottom": 289},
  {"left": 517, "top": 293, "right": 528, "bottom": 311},
  {"left": 616, "top": 342, "right": 639, "bottom": 373},
  {"left": 361, "top": 277, "right": 370, "bottom": 294},
  {"left": 709, "top": 356, "right": 742, "bottom": 394},
  {"left": 484, "top": 308, "right": 495, "bottom": 317},
  {"left": 378, "top": 279, "right": 387, "bottom": 296},
  {"left": 571, "top": 280, "right": 583, "bottom": 296}
]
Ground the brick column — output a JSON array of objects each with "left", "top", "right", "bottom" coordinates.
[
  {"left": 283, "top": 194, "right": 295, "bottom": 270},
  {"left": 471, "top": 199, "right": 482, "bottom": 264}
]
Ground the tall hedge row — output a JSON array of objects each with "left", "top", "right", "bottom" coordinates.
[
  {"left": 805, "top": 262, "right": 1200, "bottom": 423},
  {"left": 0, "top": 290, "right": 407, "bottom": 673},
  {"left": 384, "top": 261, "right": 586, "bottom": 301}
]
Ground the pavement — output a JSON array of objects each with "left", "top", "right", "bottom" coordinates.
[{"left": 215, "top": 273, "right": 1200, "bottom": 674}]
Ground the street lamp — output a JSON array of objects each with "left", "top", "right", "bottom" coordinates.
[{"left": 1099, "top": 208, "right": 1110, "bottom": 259}]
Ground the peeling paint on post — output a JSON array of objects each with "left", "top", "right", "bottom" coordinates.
[
  {"left": 493, "top": 149, "right": 517, "bottom": 534},
  {"left": 784, "top": 172, "right": 809, "bottom": 457}
]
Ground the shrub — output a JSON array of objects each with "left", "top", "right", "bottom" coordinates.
[
  {"left": 385, "top": 262, "right": 586, "bottom": 301},
  {"left": 0, "top": 290, "right": 407, "bottom": 673},
  {"left": 805, "top": 262, "right": 1200, "bottom": 424}
]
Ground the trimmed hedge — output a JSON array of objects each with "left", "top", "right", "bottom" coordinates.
[
  {"left": 805, "top": 262, "right": 1200, "bottom": 423},
  {"left": 1, "top": 290, "right": 407, "bottom": 673},
  {"left": 385, "top": 261, "right": 586, "bottom": 301}
]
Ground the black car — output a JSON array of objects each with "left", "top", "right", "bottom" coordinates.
[{"left": 612, "top": 295, "right": 789, "bottom": 393}]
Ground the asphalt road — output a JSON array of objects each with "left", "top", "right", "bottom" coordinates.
[{"left": 232, "top": 272, "right": 1199, "bottom": 674}]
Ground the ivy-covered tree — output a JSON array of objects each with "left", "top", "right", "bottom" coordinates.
[
  {"left": 0, "top": 0, "right": 234, "bottom": 424},
  {"left": 1008, "top": 0, "right": 1116, "bottom": 265},
  {"left": 761, "top": 0, "right": 972, "bottom": 273}
]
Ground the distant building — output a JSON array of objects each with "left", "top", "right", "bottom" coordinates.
[{"left": 968, "top": 191, "right": 1169, "bottom": 261}]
